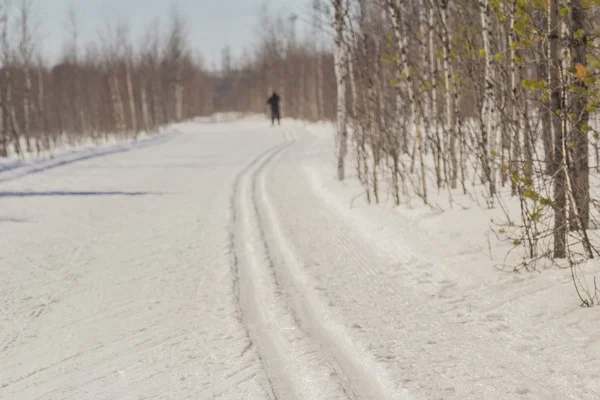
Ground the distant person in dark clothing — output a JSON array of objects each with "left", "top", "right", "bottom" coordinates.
[{"left": 267, "top": 92, "right": 281, "bottom": 126}]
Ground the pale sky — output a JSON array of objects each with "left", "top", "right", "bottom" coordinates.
[{"left": 35, "top": 0, "right": 314, "bottom": 69}]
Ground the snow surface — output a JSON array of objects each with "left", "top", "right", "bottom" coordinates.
[{"left": 1, "top": 116, "right": 600, "bottom": 399}]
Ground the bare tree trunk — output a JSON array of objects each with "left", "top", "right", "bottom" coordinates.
[
  {"left": 312, "top": 0, "right": 325, "bottom": 120},
  {"left": 438, "top": 0, "right": 458, "bottom": 189},
  {"left": 509, "top": 0, "right": 520, "bottom": 195},
  {"left": 429, "top": 5, "right": 443, "bottom": 188},
  {"left": 389, "top": 0, "right": 427, "bottom": 204},
  {"left": 569, "top": 0, "right": 590, "bottom": 230},
  {"left": 299, "top": 56, "right": 306, "bottom": 118},
  {"left": 37, "top": 65, "right": 49, "bottom": 151},
  {"left": 6, "top": 68, "right": 21, "bottom": 153},
  {"left": 125, "top": 57, "right": 137, "bottom": 133},
  {"left": 479, "top": 0, "right": 496, "bottom": 200},
  {"left": 151, "top": 63, "right": 162, "bottom": 128},
  {"left": 347, "top": 42, "right": 364, "bottom": 185},
  {"left": 549, "top": 0, "right": 566, "bottom": 258},
  {"left": 23, "top": 67, "right": 32, "bottom": 152},
  {"left": 18, "top": 0, "right": 36, "bottom": 153},
  {"left": 175, "top": 79, "right": 183, "bottom": 121},
  {"left": 110, "top": 71, "right": 126, "bottom": 133},
  {"left": 153, "top": 80, "right": 163, "bottom": 127},
  {"left": 141, "top": 85, "right": 151, "bottom": 132},
  {"left": 536, "top": 41, "right": 554, "bottom": 175},
  {"left": 0, "top": 80, "right": 5, "bottom": 156},
  {"left": 0, "top": 74, "right": 6, "bottom": 157},
  {"left": 332, "top": 0, "right": 348, "bottom": 181}
]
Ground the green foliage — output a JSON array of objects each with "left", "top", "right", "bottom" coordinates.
[
  {"left": 574, "top": 29, "right": 586, "bottom": 41},
  {"left": 420, "top": 81, "right": 434, "bottom": 91},
  {"left": 522, "top": 79, "right": 547, "bottom": 90},
  {"left": 568, "top": 85, "right": 587, "bottom": 95},
  {"left": 523, "top": 188, "right": 539, "bottom": 201},
  {"left": 586, "top": 102, "right": 599, "bottom": 113},
  {"left": 528, "top": 0, "right": 547, "bottom": 10},
  {"left": 529, "top": 209, "right": 543, "bottom": 222},
  {"left": 569, "top": 141, "right": 577, "bottom": 151},
  {"left": 583, "top": 0, "right": 600, "bottom": 7},
  {"left": 381, "top": 54, "right": 396, "bottom": 64}
]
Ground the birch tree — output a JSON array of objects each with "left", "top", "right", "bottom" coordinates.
[
  {"left": 332, "top": 0, "right": 348, "bottom": 181},
  {"left": 569, "top": 0, "right": 590, "bottom": 230},
  {"left": 549, "top": 0, "right": 566, "bottom": 258},
  {"left": 438, "top": 0, "right": 459, "bottom": 189},
  {"left": 18, "top": 0, "right": 36, "bottom": 152},
  {"left": 479, "top": 0, "right": 496, "bottom": 200},
  {"left": 388, "top": 0, "right": 427, "bottom": 204},
  {"left": 166, "top": 5, "right": 186, "bottom": 122}
]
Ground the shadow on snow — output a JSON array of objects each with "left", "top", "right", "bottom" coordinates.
[
  {"left": 0, "top": 191, "right": 158, "bottom": 198},
  {"left": 0, "top": 217, "right": 28, "bottom": 223}
]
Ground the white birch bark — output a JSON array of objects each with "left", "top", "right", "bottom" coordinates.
[
  {"left": 549, "top": 0, "right": 566, "bottom": 257},
  {"left": 388, "top": 0, "right": 427, "bottom": 203},
  {"left": 37, "top": 66, "right": 48, "bottom": 150},
  {"left": 438, "top": 0, "right": 458, "bottom": 189},
  {"left": 479, "top": 0, "right": 496, "bottom": 199},
  {"left": 508, "top": 0, "right": 521, "bottom": 195},
  {"left": 110, "top": 72, "right": 126, "bottom": 133},
  {"left": 141, "top": 85, "right": 151, "bottom": 132},
  {"left": 125, "top": 57, "right": 137, "bottom": 133},
  {"left": 175, "top": 80, "right": 184, "bottom": 121},
  {"left": 332, "top": 0, "right": 348, "bottom": 181},
  {"left": 419, "top": 0, "right": 432, "bottom": 154},
  {"left": 428, "top": 5, "right": 443, "bottom": 187}
]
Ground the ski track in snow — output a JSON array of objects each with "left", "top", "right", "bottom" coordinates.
[
  {"left": 1, "top": 116, "right": 600, "bottom": 399},
  {"left": 231, "top": 137, "right": 354, "bottom": 399}
]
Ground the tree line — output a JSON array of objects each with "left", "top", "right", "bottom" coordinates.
[
  {"left": 214, "top": 3, "right": 339, "bottom": 122},
  {"left": 0, "top": 2, "right": 215, "bottom": 157},
  {"left": 0, "top": 1, "right": 341, "bottom": 157},
  {"left": 326, "top": 0, "right": 600, "bottom": 305}
]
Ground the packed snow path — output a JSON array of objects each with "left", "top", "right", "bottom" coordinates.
[{"left": 1, "top": 118, "right": 600, "bottom": 399}]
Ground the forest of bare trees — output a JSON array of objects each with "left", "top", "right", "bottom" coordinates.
[
  {"left": 0, "top": 2, "right": 215, "bottom": 157},
  {"left": 212, "top": 0, "right": 600, "bottom": 305},
  {"left": 213, "top": 3, "right": 339, "bottom": 122},
  {"left": 0, "top": 0, "right": 339, "bottom": 158},
  {"left": 317, "top": 0, "right": 600, "bottom": 306}
]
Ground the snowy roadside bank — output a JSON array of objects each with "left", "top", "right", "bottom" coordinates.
[
  {"left": 292, "top": 122, "right": 600, "bottom": 398},
  {"left": 0, "top": 127, "right": 181, "bottom": 184}
]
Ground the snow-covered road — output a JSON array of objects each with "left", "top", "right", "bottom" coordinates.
[{"left": 2, "top": 118, "right": 600, "bottom": 399}]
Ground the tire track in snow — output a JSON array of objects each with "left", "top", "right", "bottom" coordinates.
[{"left": 229, "top": 134, "right": 352, "bottom": 399}]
